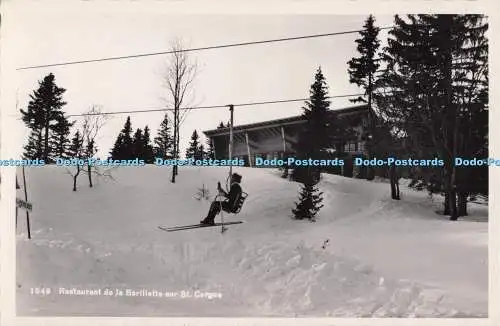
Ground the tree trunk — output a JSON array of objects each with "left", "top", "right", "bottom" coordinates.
[
  {"left": 366, "top": 74, "right": 375, "bottom": 181},
  {"left": 444, "top": 191, "right": 450, "bottom": 215},
  {"left": 171, "top": 107, "right": 178, "bottom": 183},
  {"left": 442, "top": 15, "right": 458, "bottom": 221},
  {"left": 444, "top": 171, "right": 458, "bottom": 220},
  {"left": 36, "top": 130, "right": 43, "bottom": 159},
  {"left": 458, "top": 192, "right": 468, "bottom": 217},
  {"left": 87, "top": 163, "right": 93, "bottom": 187},
  {"left": 390, "top": 165, "right": 400, "bottom": 200},
  {"left": 73, "top": 165, "right": 81, "bottom": 191},
  {"left": 174, "top": 122, "right": 180, "bottom": 176},
  {"left": 395, "top": 179, "right": 400, "bottom": 199},
  {"left": 44, "top": 120, "right": 50, "bottom": 161},
  {"left": 448, "top": 187, "right": 458, "bottom": 220}
]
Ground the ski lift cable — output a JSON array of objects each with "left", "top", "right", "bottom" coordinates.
[
  {"left": 61, "top": 93, "right": 365, "bottom": 118},
  {"left": 16, "top": 27, "right": 393, "bottom": 71}
]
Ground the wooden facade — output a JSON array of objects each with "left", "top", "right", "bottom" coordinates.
[{"left": 203, "top": 105, "right": 372, "bottom": 173}]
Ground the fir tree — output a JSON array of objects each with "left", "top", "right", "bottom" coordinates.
[
  {"left": 347, "top": 14, "right": 381, "bottom": 180},
  {"left": 153, "top": 113, "right": 173, "bottom": 159},
  {"left": 197, "top": 144, "right": 205, "bottom": 160},
  {"left": 23, "top": 130, "right": 43, "bottom": 160},
  {"left": 50, "top": 116, "right": 74, "bottom": 159},
  {"left": 375, "top": 14, "right": 488, "bottom": 219},
  {"left": 20, "top": 73, "right": 68, "bottom": 162},
  {"left": 110, "top": 134, "right": 124, "bottom": 160},
  {"left": 293, "top": 67, "right": 331, "bottom": 183},
  {"left": 292, "top": 181, "right": 324, "bottom": 221},
  {"left": 205, "top": 138, "right": 215, "bottom": 159},
  {"left": 132, "top": 128, "right": 144, "bottom": 159},
  {"left": 110, "top": 116, "right": 133, "bottom": 159},
  {"left": 142, "top": 125, "right": 155, "bottom": 163},
  {"left": 185, "top": 130, "right": 200, "bottom": 159},
  {"left": 68, "top": 130, "right": 84, "bottom": 158},
  {"left": 348, "top": 15, "right": 381, "bottom": 107}
]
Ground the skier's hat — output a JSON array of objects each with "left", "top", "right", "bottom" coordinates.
[{"left": 232, "top": 173, "right": 242, "bottom": 182}]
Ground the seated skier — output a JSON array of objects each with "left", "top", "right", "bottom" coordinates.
[{"left": 200, "top": 173, "right": 243, "bottom": 225}]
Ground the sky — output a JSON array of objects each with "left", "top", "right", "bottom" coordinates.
[{"left": 7, "top": 11, "right": 394, "bottom": 158}]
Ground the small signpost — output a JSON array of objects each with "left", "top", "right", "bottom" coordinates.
[{"left": 16, "top": 166, "right": 32, "bottom": 239}]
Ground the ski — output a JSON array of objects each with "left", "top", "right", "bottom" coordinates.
[{"left": 158, "top": 221, "right": 244, "bottom": 232}]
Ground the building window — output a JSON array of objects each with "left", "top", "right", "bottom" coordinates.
[
  {"left": 344, "top": 142, "right": 357, "bottom": 153},
  {"left": 358, "top": 141, "right": 365, "bottom": 152}
]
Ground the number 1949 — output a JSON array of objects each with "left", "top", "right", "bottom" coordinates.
[{"left": 30, "top": 287, "right": 51, "bottom": 296}]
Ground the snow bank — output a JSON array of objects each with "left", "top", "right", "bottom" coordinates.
[{"left": 16, "top": 165, "right": 488, "bottom": 317}]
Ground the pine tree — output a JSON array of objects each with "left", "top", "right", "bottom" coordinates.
[
  {"left": 197, "top": 144, "right": 205, "bottom": 160},
  {"left": 449, "top": 15, "right": 488, "bottom": 217},
  {"left": 50, "top": 116, "right": 74, "bottom": 159},
  {"left": 132, "top": 128, "right": 144, "bottom": 159},
  {"left": 348, "top": 15, "right": 381, "bottom": 107},
  {"left": 217, "top": 121, "right": 225, "bottom": 129},
  {"left": 23, "top": 130, "right": 43, "bottom": 160},
  {"left": 20, "top": 73, "right": 68, "bottom": 162},
  {"left": 375, "top": 14, "right": 488, "bottom": 218},
  {"left": 110, "top": 134, "right": 124, "bottom": 160},
  {"left": 142, "top": 125, "right": 155, "bottom": 163},
  {"left": 110, "top": 116, "right": 133, "bottom": 159},
  {"left": 347, "top": 14, "right": 381, "bottom": 180},
  {"left": 293, "top": 67, "right": 331, "bottom": 183},
  {"left": 205, "top": 138, "right": 215, "bottom": 159},
  {"left": 292, "top": 181, "right": 324, "bottom": 221},
  {"left": 69, "top": 130, "right": 84, "bottom": 158},
  {"left": 185, "top": 130, "right": 200, "bottom": 159},
  {"left": 153, "top": 113, "right": 173, "bottom": 159}
]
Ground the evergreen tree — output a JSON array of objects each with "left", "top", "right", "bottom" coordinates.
[
  {"left": 293, "top": 67, "right": 331, "bottom": 183},
  {"left": 50, "top": 116, "right": 74, "bottom": 159},
  {"left": 217, "top": 121, "right": 225, "bottom": 129},
  {"left": 110, "top": 116, "right": 133, "bottom": 159},
  {"left": 185, "top": 130, "right": 200, "bottom": 159},
  {"left": 205, "top": 138, "right": 215, "bottom": 159},
  {"left": 20, "top": 73, "right": 68, "bottom": 162},
  {"left": 348, "top": 15, "right": 381, "bottom": 107},
  {"left": 142, "top": 125, "right": 155, "bottom": 163},
  {"left": 347, "top": 14, "right": 381, "bottom": 180},
  {"left": 292, "top": 182, "right": 324, "bottom": 221},
  {"left": 110, "top": 134, "right": 124, "bottom": 160},
  {"left": 197, "top": 144, "right": 205, "bottom": 160},
  {"left": 132, "top": 128, "right": 144, "bottom": 159},
  {"left": 449, "top": 15, "right": 488, "bottom": 216},
  {"left": 153, "top": 113, "right": 173, "bottom": 159},
  {"left": 375, "top": 14, "right": 488, "bottom": 219},
  {"left": 68, "top": 130, "right": 84, "bottom": 158},
  {"left": 23, "top": 130, "right": 43, "bottom": 160}
]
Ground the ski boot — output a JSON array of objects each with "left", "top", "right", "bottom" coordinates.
[{"left": 200, "top": 218, "right": 215, "bottom": 225}]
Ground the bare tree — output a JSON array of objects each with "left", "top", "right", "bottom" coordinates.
[
  {"left": 162, "top": 38, "right": 198, "bottom": 183},
  {"left": 81, "top": 105, "right": 109, "bottom": 187},
  {"left": 66, "top": 130, "right": 84, "bottom": 191},
  {"left": 66, "top": 105, "right": 110, "bottom": 191}
]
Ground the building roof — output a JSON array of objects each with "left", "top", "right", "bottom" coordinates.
[{"left": 203, "top": 104, "right": 369, "bottom": 137}]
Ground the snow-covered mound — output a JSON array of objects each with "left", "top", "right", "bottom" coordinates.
[{"left": 16, "top": 165, "right": 488, "bottom": 317}]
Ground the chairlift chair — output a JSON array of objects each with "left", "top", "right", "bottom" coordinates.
[{"left": 214, "top": 191, "right": 248, "bottom": 215}]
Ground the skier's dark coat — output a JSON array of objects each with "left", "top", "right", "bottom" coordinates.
[
  {"left": 225, "top": 183, "right": 242, "bottom": 208},
  {"left": 201, "top": 175, "right": 243, "bottom": 224}
]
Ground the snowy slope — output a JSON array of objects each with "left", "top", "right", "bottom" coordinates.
[{"left": 16, "top": 165, "right": 488, "bottom": 317}]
